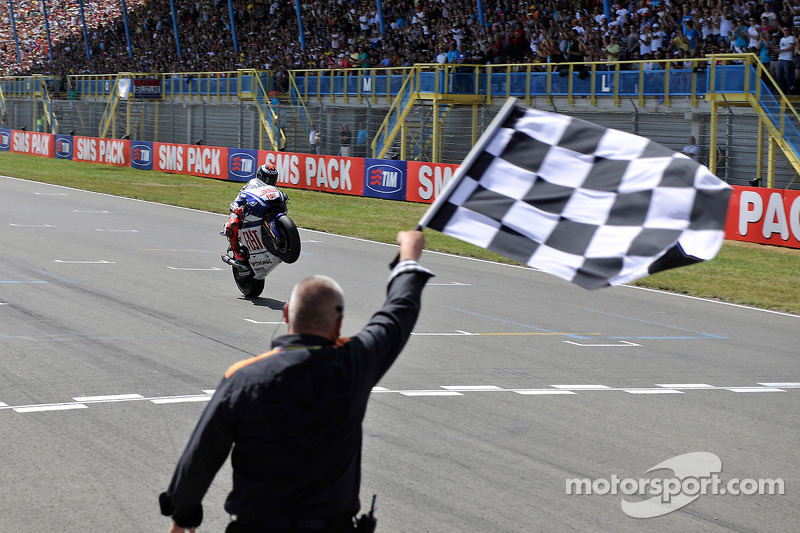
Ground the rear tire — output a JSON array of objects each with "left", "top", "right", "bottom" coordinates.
[
  {"left": 232, "top": 266, "right": 265, "bottom": 298},
  {"left": 265, "top": 216, "right": 301, "bottom": 264}
]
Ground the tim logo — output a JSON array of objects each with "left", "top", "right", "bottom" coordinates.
[
  {"left": 56, "top": 138, "right": 72, "bottom": 157},
  {"left": 0, "top": 131, "right": 9, "bottom": 149},
  {"left": 132, "top": 144, "right": 151, "bottom": 164},
  {"left": 367, "top": 164, "right": 403, "bottom": 194},
  {"left": 230, "top": 153, "right": 256, "bottom": 180}
]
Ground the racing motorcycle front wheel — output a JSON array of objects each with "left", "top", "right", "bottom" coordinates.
[
  {"left": 264, "top": 215, "right": 301, "bottom": 264},
  {"left": 232, "top": 265, "right": 265, "bottom": 298}
]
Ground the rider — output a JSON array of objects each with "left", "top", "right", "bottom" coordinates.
[{"left": 224, "top": 163, "right": 279, "bottom": 262}]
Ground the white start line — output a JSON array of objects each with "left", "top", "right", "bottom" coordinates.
[{"left": 1, "top": 383, "right": 798, "bottom": 413}]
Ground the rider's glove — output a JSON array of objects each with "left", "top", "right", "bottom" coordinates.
[{"left": 232, "top": 204, "right": 247, "bottom": 217}]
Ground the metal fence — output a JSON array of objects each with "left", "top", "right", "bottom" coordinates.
[{"left": 3, "top": 95, "right": 794, "bottom": 189}]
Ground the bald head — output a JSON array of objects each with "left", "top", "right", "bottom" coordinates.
[{"left": 285, "top": 275, "right": 345, "bottom": 339}]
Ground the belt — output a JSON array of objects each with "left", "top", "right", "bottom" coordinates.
[{"left": 229, "top": 514, "right": 355, "bottom": 532}]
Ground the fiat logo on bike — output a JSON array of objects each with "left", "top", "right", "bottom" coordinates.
[
  {"left": 0, "top": 131, "right": 9, "bottom": 149},
  {"left": 366, "top": 164, "right": 404, "bottom": 194},
  {"left": 229, "top": 153, "right": 257, "bottom": 180}
]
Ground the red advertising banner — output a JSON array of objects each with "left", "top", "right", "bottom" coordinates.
[
  {"left": 258, "top": 151, "right": 364, "bottom": 196},
  {"left": 73, "top": 136, "right": 131, "bottom": 166},
  {"left": 154, "top": 142, "right": 228, "bottom": 179},
  {"left": 10, "top": 131, "right": 55, "bottom": 157},
  {"left": 406, "top": 161, "right": 460, "bottom": 203},
  {"left": 725, "top": 186, "right": 800, "bottom": 249}
]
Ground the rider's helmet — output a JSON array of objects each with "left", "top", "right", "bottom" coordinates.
[{"left": 257, "top": 163, "right": 279, "bottom": 186}]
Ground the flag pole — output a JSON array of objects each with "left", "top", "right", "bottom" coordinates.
[{"left": 416, "top": 97, "right": 520, "bottom": 229}]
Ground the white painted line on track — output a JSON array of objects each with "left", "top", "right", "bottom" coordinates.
[
  {"left": 428, "top": 281, "right": 470, "bottom": 286},
  {"left": 551, "top": 385, "right": 612, "bottom": 390},
  {"left": 151, "top": 396, "right": 212, "bottom": 404},
  {"left": 514, "top": 390, "right": 577, "bottom": 395},
  {"left": 656, "top": 383, "right": 715, "bottom": 389},
  {"left": 9, "top": 223, "right": 55, "bottom": 227},
  {"left": 2, "top": 382, "right": 799, "bottom": 414},
  {"left": 441, "top": 385, "right": 504, "bottom": 391},
  {"left": 54, "top": 259, "right": 115, "bottom": 264},
  {"left": 96, "top": 229, "right": 138, "bottom": 232},
  {"left": 73, "top": 394, "right": 144, "bottom": 402},
  {"left": 623, "top": 388, "right": 683, "bottom": 394},
  {"left": 73, "top": 210, "right": 111, "bottom": 213},
  {"left": 14, "top": 404, "right": 88, "bottom": 413},
  {"left": 400, "top": 391, "right": 463, "bottom": 397},
  {"left": 563, "top": 340, "right": 641, "bottom": 347},
  {"left": 244, "top": 319, "right": 285, "bottom": 324},
  {"left": 726, "top": 387, "right": 785, "bottom": 393},
  {"left": 759, "top": 382, "right": 800, "bottom": 387}
]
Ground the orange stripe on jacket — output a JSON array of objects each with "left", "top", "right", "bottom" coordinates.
[
  {"left": 224, "top": 338, "right": 351, "bottom": 379},
  {"left": 225, "top": 348, "right": 280, "bottom": 379}
]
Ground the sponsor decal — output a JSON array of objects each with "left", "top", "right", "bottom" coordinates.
[
  {"left": 54, "top": 135, "right": 73, "bottom": 159},
  {"left": 131, "top": 141, "right": 154, "bottom": 170},
  {"left": 11, "top": 131, "right": 54, "bottom": 157},
  {"left": 363, "top": 159, "right": 407, "bottom": 200},
  {"left": 154, "top": 142, "right": 227, "bottom": 179},
  {"left": 134, "top": 79, "right": 162, "bottom": 99},
  {"left": 228, "top": 149, "right": 258, "bottom": 182},
  {"left": 406, "top": 161, "right": 460, "bottom": 203},
  {"left": 74, "top": 136, "right": 130, "bottom": 166},
  {"left": 259, "top": 151, "right": 364, "bottom": 196},
  {"left": 725, "top": 186, "right": 800, "bottom": 249},
  {"left": 0, "top": 129, "right": 11, "bottom": 151}
]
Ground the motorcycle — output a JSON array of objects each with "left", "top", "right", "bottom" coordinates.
[{"left": 221, "top": 178, "right": 301, "bottom": 298}]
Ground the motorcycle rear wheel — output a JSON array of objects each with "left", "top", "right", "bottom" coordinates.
[
  {"left": 265, "top": 216, "right": 301, "bottom": 264},
  {"left": 232, "top": 266, "right": 265, "bottom": 298}
]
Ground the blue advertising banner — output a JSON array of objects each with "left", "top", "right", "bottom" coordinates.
[
  {"left": 228, "top": 148, "right": 258, "bottom": 182},
  {"left": 54, "top": 134, "right": 73, "bottom": 159},
  {"left": 363, "top": 159, "right": 407, "bottom": 200},
  {"left": 130, "top": 140, "right": 154, "bottom": 170},
  {"left": 0, "top": 128, "right": 10, "bottom": 151}
]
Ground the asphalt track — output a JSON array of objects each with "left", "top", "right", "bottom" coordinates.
[{"left": 1, "top": 175, "right": 798, "bottom": 533}]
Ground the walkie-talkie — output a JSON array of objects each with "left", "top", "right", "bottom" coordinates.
[{"left": 355, "top": 494, "right": 377, "bottom": 532}]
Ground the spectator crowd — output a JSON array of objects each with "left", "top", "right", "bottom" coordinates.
[{"left": 3, "top": 0, "right": 800, "bottom": 93}]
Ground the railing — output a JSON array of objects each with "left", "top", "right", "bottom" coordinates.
[
  {"left": 0, "top": 57, "right": 769, "bottom": 106},
  {"left": 98, "top": 76, "right": 122, "bottom": 138},
  {"left": 239, "top": 69, "right": 285, "bottom": 151},
  {"left": 372, "top": 69, "right": 417, "bottom": 159}
]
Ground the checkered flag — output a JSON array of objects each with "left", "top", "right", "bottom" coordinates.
[{"left": 420, "top": 99, "right": 732, "bottom": 289}]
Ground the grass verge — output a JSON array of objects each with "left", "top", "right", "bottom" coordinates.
[{"left": 2, "top": 152, "right": 799, "bottom": 314}]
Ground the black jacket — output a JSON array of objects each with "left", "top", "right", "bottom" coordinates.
[{"left": 160, "top": 260, "right": 433, "bottom": 528}]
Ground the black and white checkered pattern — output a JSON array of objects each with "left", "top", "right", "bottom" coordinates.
[{"left": 422, "top": 101, "right": 732, "bottom": 289}]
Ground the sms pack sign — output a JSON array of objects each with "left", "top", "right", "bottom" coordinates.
[
  {"left": 73, "top": 136, "right": 130, "bottom": 166},
  {"left": 362, "top": 159, "right": 406, "bottom": 200}
]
